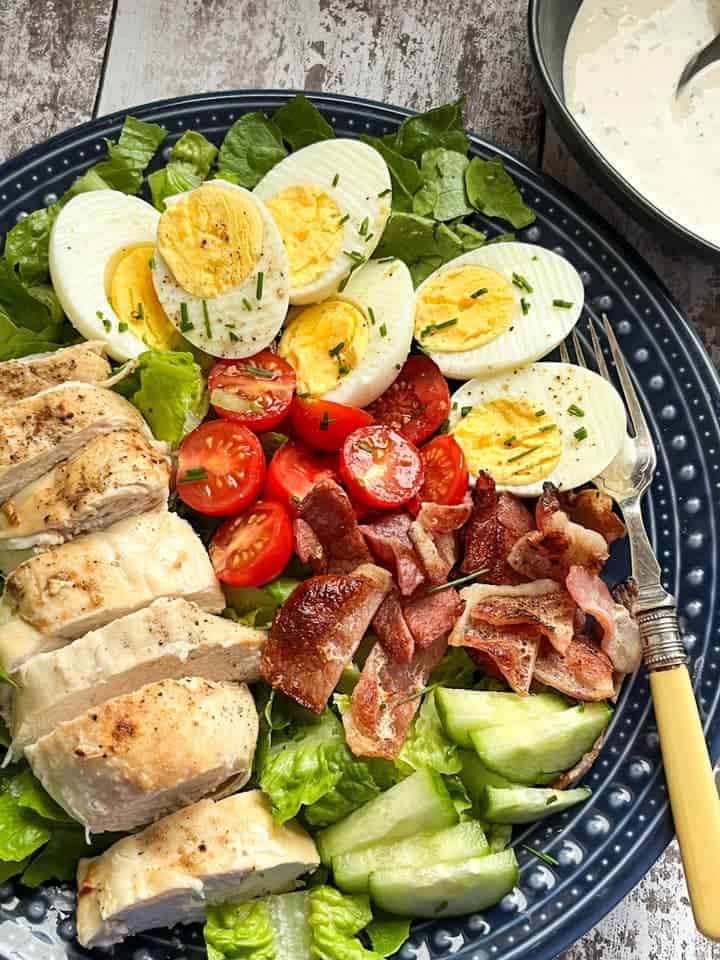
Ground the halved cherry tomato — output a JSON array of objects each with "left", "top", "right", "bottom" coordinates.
[
  {"left": 412, "top": 434, "right": 469, "bottom": 509},
  {"left": 210, "top": 500, "right": 293, "bottom": 586},
  {"left": 176, "top": 420, "right": 265, "bottom": 516},
  {"left": 340, "top": 425, "right": 424, "bottom": 509},
  {"left": 289, "top": 396, "right": 373, "bottom": 451},
  {"left": 208, "top": 351, "right": 297, "bottom": 432},
  {"left": 264, "top": 440, "right": 338, "bottom": 516},
  {"left": 366, "top": 355, "right": 450, "bottom": 445}
]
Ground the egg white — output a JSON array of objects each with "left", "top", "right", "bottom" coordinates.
[
  {"left": 449, "top": 362, "right": 627, "bottom": 496},
  {"left": 254, "top": 139, "right": 391, "bottom": 305},
  {"left": 152, "top": 180, "right": 289, "bottom": 359},
  {"left": 49, "top": 191, "right": 160, "bottom": 362},
  {"left": 417, "top": 242, "right": 584, "bottom": 380}
]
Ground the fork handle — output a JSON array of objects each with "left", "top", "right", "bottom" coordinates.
[{"left": 641, "top": 609, "right": 720, "bottom": 940}]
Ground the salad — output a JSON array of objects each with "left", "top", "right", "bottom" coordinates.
[{"left": 0, "top": 95, "right": 642, "bottom": 957}]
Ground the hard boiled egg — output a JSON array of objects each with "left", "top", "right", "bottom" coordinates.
[
  {"left": 254, "top": 139, "right": 391, "bottom": 305},
  {"left": 449, "top": 361, "right": 626, "bottom": 496},
  {"left": 278, "top": 258, "right": 413, "bottom": 407},
  {"left": 415, "top": 242, "right": 584, "bottom": 380},
  {"left": 49, "top": 191, "right": 177, "bottom": 361},
  {"left": 152, "top": 180, "right": 289, "bottom": 358}
]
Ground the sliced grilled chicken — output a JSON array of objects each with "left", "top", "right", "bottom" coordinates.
[
  {"left": 0, "top": 510, "right": 224, "bottom": 672},
  {"left": 0, "top": 430, "right": 170, "bottom": 550},
  {"left": 26, "top": 677, "right": 258, "bottom": 833},
  {"left": 0, "top": 382, "right": 151, "bottom": 504},
  {"left": 12, "top": 598, "right": 265, "bottom": 754},
  {"left": 76, "top": 790, "right": 320, "bottom": 948},
  {"left": 0, "top": 342, "right": 110, "bottom": 405}
]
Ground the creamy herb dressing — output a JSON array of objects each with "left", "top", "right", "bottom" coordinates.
[{"left": 564, "top": 0, "right": 720, "bottom": 246}]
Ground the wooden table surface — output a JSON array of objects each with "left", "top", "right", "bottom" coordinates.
[{"left": 1, "top": 1, "right": 718, "bottom": 957}]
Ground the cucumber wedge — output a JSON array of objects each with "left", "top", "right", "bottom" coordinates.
[
  {"left": 471, "top": 702, "right": 612, "bottom": 785},
  {"left": 436, "top": 688, "right": 567, "bottom": 747},
  {"left": 481, "top": 785, "right": 592, "bottom": 824},
  {"left": 369, "top": 849, "right": 519, "bottom": 918},
  {"left": 333, "top": 821, "right": 488, "bottom": 894},
  {"left": 459, "top": 750, "right": 515, "bottom": 811},
  {"left": 316, "top": 769, "right": 457, "bottom": 865},
  {"left": 487, "top": 823, "right": 513, "bottom": 853}
]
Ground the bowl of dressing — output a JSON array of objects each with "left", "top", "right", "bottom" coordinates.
[{"left": 528, "top": 0, "right": 720, "bottom": 257}]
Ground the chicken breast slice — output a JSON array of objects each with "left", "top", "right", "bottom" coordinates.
[
  {"left": 26, "top": 677, "right": 258, "bottom": 833},
  {"left": 76, "top": 790, "right": 320, "bottom": 948},
  {"left": 0, "top": 342, "right": 110, "bottom": 405},
  {"left": 0, "top": 430, "right": 171, "bottom": 551},
  {"left": 0, "top": 510, "right": 224, "bottom": 672},
  {"left": 12, "top": 598, "right": 265, "bottom": 754},
  {"left": 0, "top": 382, "right": 151, "bottom": 503}
]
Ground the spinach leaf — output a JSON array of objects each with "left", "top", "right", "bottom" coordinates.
[
  {"left": 362, "top": 136, "right": 421, "bottom": 212},
  {"left": 451, "top": 221, "right": 488, "bottom": 251},
  {"left": 273, "top": 94, "right": 334, "bottom": 150},
  {"left": 465, "top": 156, "right": 536, "bottom": 229},
  {"left": 413, "top": 147, "right": 472, "bottom": 221},
  {"left": 386, "top": 97, "right": 469, "bottom": 161},
  {"left": 373, "top": 212, "right": 463, "bottom": 286},
  {"left": 216, "top": 113, "right": 287, "bottom": 188}
]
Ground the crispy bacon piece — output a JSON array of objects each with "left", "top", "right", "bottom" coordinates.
[
  {"left": 372, "top": 588, "right": 415, "bottom": 664},
  {"left": 463, "top": 624, "right": 540, "bottom": 695},
  {"left": 296, "top": 479, "right": 371, "bottom": 575},
  {"left": 415, "top": 496, "right": 473, "bottom": 535},
  {"left": 403, "top": 587, "right": 463, "bottom": 649},
  {"left": 559, "top": 489, "right": 626, "bottom": 545},
  {"left": 344, "top": 631, "right": 448, "bottom": 760},
  {"left": 551, "top": 733, "right": 606, "bottom": 789},
  {"left": 408, "top": 520, "right": 455, "bottom": 584},
  {"left": 460, "top": 472, "right": 533, "bottom": 583},
  {"left": 261, "top": 563, "right": 390, "bottom": 713},
  {"left": 507, "top": 483, "right": 609, "bottom": 582},
  {"left": 469, "top": 588, "right": 576, "bottom": 654},
  {"left": 360, "top": 512, "right": 425, "bottom": 596},
  {"left": 533, "top": 634, "right": 615, "bottom": 701},
  {"left": 566, "top": 565, "right": 642, "bottom": 674},
  {"left": 449, "top": 579, "right": 562, "bottom": 648},
  {"left": 293, "top": 518, "right": 324, "bottom": 570}
]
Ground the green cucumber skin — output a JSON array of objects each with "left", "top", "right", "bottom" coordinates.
[
  {"left": 436, "top": 688, "right": 568, "bottom": 748},
  {"left": 481, "top": 785, "right": 592, "bottom": 824}
]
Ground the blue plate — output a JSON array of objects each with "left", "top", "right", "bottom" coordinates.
[{"left": 0, "top": 91, "right": 718, "bottom": 960}]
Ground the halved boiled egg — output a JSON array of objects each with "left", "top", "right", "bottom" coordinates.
[
  {"left": 278, "top": 258, "right": 414, "bottom": 407},
  {"left": 254, "top": 139, "right": 391, "bottom": 305},
  {"left": 415, "top": 242, "right": 584, "bottom": 380},
  {"left": 49, "top": 191, "right": 178, "bottom": 361},
  {"left": 449, "top": 362, "right": 626, "bottom": 496},
  {"left": 152, "top": 180, "right": 289, "bottom": 358}
]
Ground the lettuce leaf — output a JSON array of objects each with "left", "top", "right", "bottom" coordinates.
[
  {"left": 273, "top": 95, "right": 334, "bottom": 151},
  {"left": 7, "top": 768, "right": 71, "bottom": 822},
  {"left": 308, "top": 887, "right": 380, "bottom": 960},
  {"left": 413, "top": 148, "right": 472, "bottom": 222},
  {"left": 373, "top": 212, "right": 463, "bottom": 286},
  {"left": 465, "top": 156, "right": 535, "bottom": 229},
  {"left": 366, "top": 913, "right": 411, "bottom": 957},
  {"left": 0, "top": 792, "right": 50, "bottom": 862},
  {"left": 0, "top": 259, "right": 57, "bottom": 332},
  {"left": 4, "top": 204, "right": 62, "bottom": 285},
  {"left": 385, "top": 98, "right": 468, "bottom": 161},
  {"left": 171, "top": 130, "right": 218, "bottom": 177},
  {"left": 397, "top": 691, "right": 461, "bottom": 776},
  {"left": 0, "top": 260, "right": 75, "bottom": 361},
  {"left": 21, "top": 826, "right": 89, "bottom": 887},
  {"left": 217, "top": 113, "right": 287, "bottom": 188},
  {"left": 91, "top": 116, "right": 167, "bottom": 195},
  {"left": 206, "top": 900, "right": 276, "bottom": 960},
  {"left": 362, "top": 137, "right": 421, "bottom": 213},
  {"left": 451, "top": 221, "right": 488, "bottom": 251},
  {"left": 429, "top": 648, "right": 477, "bottom": 688},
  {"left": 148, "top": 130, "right": 218, "bottom": 210}
]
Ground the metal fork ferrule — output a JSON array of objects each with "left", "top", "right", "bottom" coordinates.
[{"left": 637, "top": 607, "right": 688, "bottom": 672}]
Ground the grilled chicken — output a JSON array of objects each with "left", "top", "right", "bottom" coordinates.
[
  {"left": 26, "top": 677, "right": 258, "bottom": 833},
  {"left": 11, "top": 598, "right": 265, "bottom": 754},
  {"left": 0, "top": 430, "right": 170, "bottom": 550},
  {"left": 0, "top": 342, "right": 110, "bottom": 406},
  {"left": 76, "top": 790, "right": 320, "bottom": 948},
  {"left": 0, "top": 510, "right": 224, "bottom": 672},
  {"left": 0, "top": 382, "right": 150, "bottom": 503}
]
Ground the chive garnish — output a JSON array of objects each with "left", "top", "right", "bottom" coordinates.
[
  {"left": 338, "top": 273, "right": 351, "bottom": 292},
  {"left": 522, "top": 846, "right": 559, "bottom": 868},
  {"left": 507, "top": 446, "right": 540, "bottom": 463},
  {"left": 228, "top": 331, "right": 239, "bottom": 342},
  {"left": 378, "top": 188, "right": 391, "bottom": 197},
  {"left": 202, "top": 300, "right": 211, "bottom": 338},
  {"left": 546, "top": 795, "right": 558, "bottom": 806},
  {"left": 461, "top": 406, "right": 472, "bottom": 417},
  {"left": 574, "top": 427, "right": 588, "bottom": 442},
  {"left": 521, "top": 297, "right": 531, "bottom": 315},
  {"left": 553, "top": 299, "right": 574, "bottom": 308},
  {"left": 339, "top": 363, "right": 350, "bottom": 376},
  {"left": 357, "top": 441, "right": 374, "bottom": 454},
  {"left": 339, "top": 213, "right": 350, "bottom": 225},
  {"left": 438, "top": 418, "right": 450, "bottom": 434},
  {"left": 567, "top": 403, "right": 585, "bottom": 417},
  {"left": 379, "top": 323, "right": 387, "bottom": 337},
  {"left": 368, "top": 306, "right": 376, "bottom": 326},
  {"left": 534, "top": 408, "right": 546, "bottom": 417},
  {"left": 118, "top": 322, "right": 128, "bottom": 333},
  {"left": 332, "top": 173, "right": 340, "bottom": 187},
  {"left": 344, "top": 250, "right": 366, "bottom": 265},
  {"left": 375, "top": 256, "right": 394, "bottom": 263},
  {"left": 359, "top": 216, "right": 369, "bottom": 236},
  {"left": 420, "top": 317, "right": 458, "bottom": 339},
  {"left": 329, "top": 341, "right": 345, "bottom": 358},
  {"left": 539, "top": 423, "right": 557, "bottom": 433},
  {"left": 239, "top": 364, "right": 274, "bottom": 378},
  {"left": 135, "top": 302, "right": 144, "bottom": 320},
  {"left": 256, "top": 272, "right": 264, "bottom": 300},
  {"left": 470, "top": 288, "right": 488, "bottom": 298},
  {"left": 180, "top": 302, "right": 190, "bottom": 330},
  {"left": 149, "top": 257, "right": 157, "bottom": 270},
  {"left": 503, "top": 435, "right": 517, "bottom": 447},
  {"left": 178, "top": 467, "right": 208, "bottom": 483},
  {"left": 394, "top": 682, "right": 443, "bottom": 707},
  {"left": 319, "top": 411, "right": 335, "bottom": 431},
  {"left": 428, "top": 567, "right": 490, "bottom": 594},
  {"left": 102, "top": 318, "right": 111, "bottom": 333},
  {"left": 96, "top": 310, "right": 104, "bottom": 319},
  {"left": 242, "top": 297, "right": 253, "bottom": 311},
  {"left": 512, "top": 272, "right": 533, "bottom": 293}
]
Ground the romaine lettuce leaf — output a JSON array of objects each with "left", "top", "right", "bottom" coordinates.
[
  {"left": 216, "top": 113, "right": 287, "bottom": 188},
  {"left": 362, "top": 137, "right": 421, "bottom": 213},
  {"left": 0, "top": 259, "right": 57, "bottom": 332},
  {"left": 21, "top": 826, "right": 89, "bottom": 887},
  {"left": 0, "top": 790, "right": 50, "bottom": 863},
  {"left": 4, "top": 204, "right": 62, "bottom": 285},
  {"left": 8, "top": 768, "right": 71, "bottom": 822},
  {"left": 171, "top": 130, "right": 218, "bottom": 178},
  {"left": 465, "top": 156, "right": 536, "bottom": 229},
  {"left": 205, "top": 900, "right": 276, "bottom": 960},
  {"left": 413, "top": 148, "right": 472, "bottom": 222},
  {"left": 308, "top": 887, "right": 380, "bottom": 960},
  {"left": 91, "top": 116, "right": 167, "bottom": 195},
  {"left": 429, "top": 648, "right": 477, "bottom": 688},
  {"left": 366, "top": 913, "right": 411, "bottom": 957},
  {"left": 273, "top": 94, "right": 334, "bottom": 151},
  {"left": 385, "top": 98, "right": 469, "bottom": 161},
  {"left": 372, "top": 212, "right": 463, "bottom": 286},
  {"left": 397, "top": 691, "right": 462, "bottom": 776},
  {"left": 148, "top": 130, "right": 218, "bottom": 210}
]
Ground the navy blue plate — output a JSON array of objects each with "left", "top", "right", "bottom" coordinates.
[{"left": 0, "top": 91, "right": 718, "bottom": 960}]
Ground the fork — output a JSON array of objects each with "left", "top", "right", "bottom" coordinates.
[{"left": 560, "top": 314, "right": 720, "bottom": 941}]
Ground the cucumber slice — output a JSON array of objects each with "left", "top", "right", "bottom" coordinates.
[
  {"left": 471, "top": 702, "right": 612, "bottom": 785},
  {"left": 333, "top": 821, "right": 488, "bottom": 894},
  {"left": 316, "top": 769, "right": 457, "bottom": 865},
  {"left": 436, "top": 688, "right": 567, "bottom": 747},
  {"left": 481, "top": 785, "right": 592, "bottom": 824},
  {"left": 369, "top": 849, "right": 519, "bottom": 918},
  {"left": 459, "top": 750, "right": 515, "bottom": 814},
  {"left": 487, "top": 823, "right": 513, "bottom": 853}
]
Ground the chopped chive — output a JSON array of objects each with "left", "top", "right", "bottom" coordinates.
[
  {"left": 344, "top": 250, "right": 366, "bottom": 265},
  {"left": 149, "top": 257, "right": 157, "bottom": 270},
  {"left": 338, "top": 363, "right": 350, "bottom": 376},
  {"left": 228, "top": 331, "right": 239, "bottom": 342},
  {"left": 378, "top": 188, "right": 391, "bottom": 197},
  {"left": 539, "top": 423, "right": 557, "bottom": 433},
  {"left": 438, "top": 418, "right": 450, "bottom": 434},
  {"left": 428, "top": 567, "right": 490, "bottom": 594},
  {"left": 118, "top": 321, "right": 128, "bottom": 333},
  {"left": 522, "top": 846, "right": 559, "bottom": 868},
  {"left": 553, "top": 299, "right": 574, "bottom": 309},
  {"left": 521, "top": 297, "right": 531, "bottom": 315},
  {"left": 470, "top": 288, "right": 488, "bottom": 298},
  {"left": 339, "top": 213, "right": 350, "bottom": 225},
  {"left": 180, "top": 302, "right": 190, "bottom": 328},
  {"left": 574, "top": 426, "right": 588, "bottom": 442},
  {"left": 379, "top": 323, "right": 387, "bottom": 338},
  {"left": 546, "top": 795, "right": 558, "bottom": 806},
  {"left": 365, "top": 233, "right": 374, "bottom": 243},
  {"left": 239, "top": 364, "right": 274, "bottom": 378},
  {"left": 359, "top": 216, "right": 369, "bottom": 236},
  {"left": 329, "top": 341, "right": 345, "bottom": 358},
  {"left": 202, "top": 300, "right": 211, "bottom": 338},
  {"left": 507, "top": 446, "right": 540, "bottom": 463},
  {"left": 136, "top": 302, "right": 145, "bottom": 320},
  {"left": 531, "top": 255, "right": 539, "bottom": 261},
  {"left": 503, "top": 435, "right": 517, "bottom": 447},
  {"left": 375, "top": 256, "right": 394, "bottom": 263},
  {"left": 394, "top": 682, "right": 443, "bottom": 707},
  {"left": 338, "top": 273, "right": 351, "bottom": 292},
  {"left": 461, "top": 405, "right": 472, "bottom": 417},
  {"left": 534, "top": 408, "right": 546, "bottom": 417},
  {"left": 256, "top": 271, "right": 264, "bottom": 300},
  {"left": 567, "top": 403, "right": 585, "bottom": 417},
  {"left": 512, "top": 272, "right": 533, "bottom": 293},
  {"left": 332, "top": 173, "right": 340, "bottom": 187},
  {"left": 102, "top": 318, "right": 111, "bottom": 333},
  {"left": 357, "top": 441, "right": 374, "bottom": 454},
  {"left": 368, "top": 306, "right": 376, "bottom": 326},
  {"left": 420, "top": 317, "right": 458, "bottom": 338},
  {"left": 319, "top": 411, "right": 336, "bottom": 431},
  {"left": 242, "top": 297, "right": 253, "bottom": 311},
  {"left": 178, "top": 467, "right": 208, "bottom": 483},
  {"left": 96, "top": 309, "right": 104, "bottom": 319}
]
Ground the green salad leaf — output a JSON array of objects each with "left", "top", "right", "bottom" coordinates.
[
  {"left": 361, "top": 137, "right": 422, "bottom": 212},
  {"left": 0, "top": 260, "right": 56, "bottom": 333},
  {"left": 4, "top": 204, "right": 62, "bottom": 286},
  {"left": 171, "top": 129, "right": 219, "bottom": 177},
  {"left": 308, "top": 886, "right": 380, "bottom": 959},
  {"left": 8, "top": 768, "right": 71, "bottom": 822},
  {"left": 386, "top": 97, "right": 469, "bottom": 161},
  {"left": 429, "top": 648, "right": 477, "bottom": 688},
  {"left": 217, "top": 113, "right": 287, "bottom": 188},
  {"left": 148, "top": 130, "right": 219, "bottom": 211},
  {"left": 414, "top": 148, "right": 472, "bottom": 221},
  {"left": 273, "top": 94, "right": 335, "bottom": 151},
  {"left": 373, "top": 212, "right": 463, "bottom": 286},
  {"left": 451, "top": 221, "right": 488, "bottom": 251},
  {"left": 206, "top": 899, "right": 276, "bottom": 960},
  {"left": 92, "top": 116, "right": 168, "bottom": 195},
  {"left": 21, "top": 826, "right": 90, "bottom": 887},
  {"left": 465, "top": 156, "right": 535, "bottom": 229},
  {"left": 397, "top": 690, "right": 462, "bottom": 776},
  {"left": 366, "top": 913, "right": 412, "bottom": 957}
]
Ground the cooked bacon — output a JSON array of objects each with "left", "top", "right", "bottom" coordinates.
[
  {"left": 460, "top": 472, "right": 533, "bottom": 583},
  {"left": 551, "top": 733, "right": 606, "bottom": 789},
  {"left": 296, "top": 479, "right": 371, "bottom": 575},
  {"left": 344, "top": 631, "right": 448, "bottom": 760},
  {"left": 463, "top": 624, "right": 540, "bottom": 694},
  {"left": 559, "top": 489, "right": 626, "bottom": 545},
  {"left": 403, "top": 587, "right": 463, "bottom": 649},
  {"left": 261, "top": 563, "right": 390, "bottom": 713},
  {"left": 470, "top": 587, "right": 576, "bottom": 654},
  {"left": 449, "top": 579, "right": 561, "bottom": 648},
  {"left": 507, "top": 483, "right": 609, "bottom": 582},
  {"left": 293, "top": 518, "right": 324, "bottom": 571},
  {"left": 408, "top": 519, "right": 455, "bottom": 584},
  {"left": 566, "top": 565, "right": 642, "bottom": 674},
  {"left": 533, "top": 634, "right": 615, "bottom": 701},
  {"left": 360, "top": 512, "right": 425, "bottom": 596},
  {"left": 372, "top": 588, "right": 415, "bottom": 664},
  {"left": 415, "top": 496, "right": 473, "bottom": 535}
]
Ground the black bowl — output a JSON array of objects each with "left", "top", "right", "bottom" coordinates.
[{"left": 527, "top": 0, "right": 720, "bottom": 258}]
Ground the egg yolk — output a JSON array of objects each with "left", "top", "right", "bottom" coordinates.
[
  {"left": 265, "top": 185, "right": 344, "bottom": 288},
  {"left": 452, "top": 397, "right": 562, "bottom": 485},
  {"left": 415, "top": 265, "right": 515, "bottom": 352},
  {"left": 278, "top": 299, "right": 369, "bottom": 396},
  {"left": 156, "top": 182, "right": 263, "bottom": 299},
  {"left": 107, "top": 243, "right": 177, "bottom": 349}
]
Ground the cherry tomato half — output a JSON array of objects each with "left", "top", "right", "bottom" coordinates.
[
  {"left": 264, "top": 440, "right": 338, "bottom": 516},
  {"left": 340, "top": 424, "right": 424, "bottom": 509},
  {"left": 412, "top": 434, "right": 469, "bottom": 508},
  {"left": 366, "top": 355, "right": 450, "bottom": 446},
  {"left": 289, "top": 396, "right": 373, "bottom": 451},
  {"left": 176, "top": 420, "right": 266, "bottom": 516},
  {"left": 208, "top": 351, "right": 297, "bottom": 432},
  {"left": 210, "top": 500, "right": 293, "bottom": 587}
]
